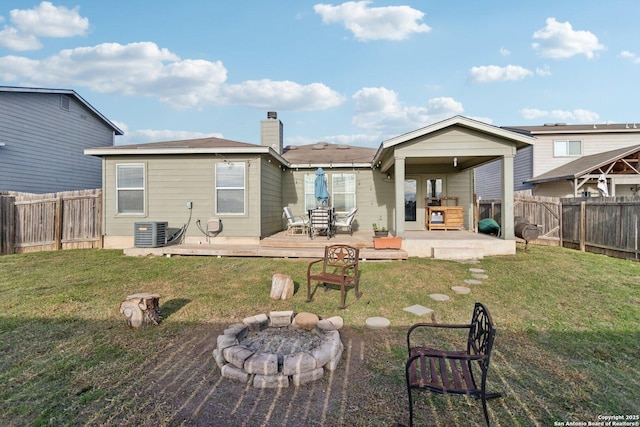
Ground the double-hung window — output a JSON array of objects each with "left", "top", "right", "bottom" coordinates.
[
  {"left": 215, "top": 162, "right": 245, "bottom": 215},
  {"left": 116, "top": 163, "right": 145, "bottom": 214},
  {"left": 554, "top": 140, "right": 582, "bottom": 157},
  {"left": 332, "top": 173, "right": 356, "bottom": 213}
]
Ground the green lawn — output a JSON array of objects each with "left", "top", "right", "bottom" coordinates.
[{"left": 0, "top": 246, "right": 638, "bottom": 426}]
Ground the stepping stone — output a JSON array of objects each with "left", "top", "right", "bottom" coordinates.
[
  {"left": 464, "top": 279, "right": 483, "bottom": 285},
  {"left": 472, "top": 273, "right": 489, "bottom": 279},
  {"left": 451, "top": 286, "right": 471, "bottom": 294},
  {"left": 365, "top": 317, "right": 390, "bottom": 329},
  {"left": 429, "top": 293, "right": 450, "bottom": 302},
  {"left": 403, "top": 304, "right": 434, "bottom": 316},
  {"left": 469, "top": 268, "right": 485, "bottom": 273}
]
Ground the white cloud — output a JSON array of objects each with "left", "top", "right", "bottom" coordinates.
[
  {"left": 313, "top": 1, "right": 431, "bottom": 41},
  {"left": 520, "top": 108, "right": 600, "bottom": 123},
  {"left": 500, "top": 47, "right": 510, "bottom": 56},
  {"left": 352, "top": 87, "right": 463, "bottom": 132},
  {"left": 619, "top": 50, "right": 640, "bottom": 64},
  {"left": 535, "top": 65, "right": 552, "bottom": 76},
  {"left": 532, "top": 17, "right": 605, "bottom": 59},
  {"left": 0, "top": 2, "right": 88, "bottom": 51},
  {"left": 0, "top": 41, "right": 343, "bottom": 111},
  {"left": 221, "top": 79, "right": 344, "bottom": 111},
  {"left": 0, "top": 26, "right": 42, "bottom": 51},
  {"left": 468, "top": 65, "right": 533, "bottom": 83}
]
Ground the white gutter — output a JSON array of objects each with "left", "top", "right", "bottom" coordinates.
[{"left": 84, "top": 145, "right": 289, "bottom": 167}]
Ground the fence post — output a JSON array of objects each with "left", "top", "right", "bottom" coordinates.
[
  {"left": 0, "top": 195, "right": 16, "bottom": 255},
  {"left": 55, "top": 197, "right": 63, "bottom": 250},
  {"left": 580, "top": 201, "right": 586, "bottom": 252}
]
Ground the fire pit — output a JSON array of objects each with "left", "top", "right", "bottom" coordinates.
[{"left": 213, "top": 311, "right": 343, "bottom": 388}]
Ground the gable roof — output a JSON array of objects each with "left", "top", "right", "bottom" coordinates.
[
  {"left": 373, "top": 115, "right": 536, "bottom": 165},
  {"left": 527, "top": 144, "right": 640, "bottom": 184},
  {"left": 0, "top": 86, "right": 124, "bottom": 135}
]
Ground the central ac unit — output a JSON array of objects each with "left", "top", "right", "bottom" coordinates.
[{"left": 134, "top": 221, "right": 168, "bottom": 247}]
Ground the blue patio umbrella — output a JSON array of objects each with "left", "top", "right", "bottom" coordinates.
[{"left": 314, "top": 167, "right": 330, "bottom": 206}]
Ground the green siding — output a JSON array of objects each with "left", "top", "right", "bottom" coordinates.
[
  {"left": 103, "top": 154, "right": 263, "bottom": 238},
  {"left": 260, "top": 158, "right": 283, "bottom": 237},
  {"left": 283, "top": 168, "right": 394, "bottom": 232}
]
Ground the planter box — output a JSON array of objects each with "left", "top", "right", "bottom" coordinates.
[
  {"left": 373, "top": 230, "right": 388, "bottom": 238},
  {"left": 373, "top": 237, "right": 402, "bottom": 250}
]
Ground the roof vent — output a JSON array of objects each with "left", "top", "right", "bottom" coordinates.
[
  {"left": 543, "top": 123, "right": 555, "bottom": 126},
  {"left": 555, "top": 123, "right": 567, "bottom": 126},
  {"left": 267, "top": 111, "right": 277, "bottom": 119},
  {"left": 312, "top": 143, "right": 326, "bottom": 150},
  {"left": 336, "top": 144, "right": 350, "bottom": 150}
]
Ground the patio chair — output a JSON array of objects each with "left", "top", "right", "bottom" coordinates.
[
  {"left": 404, "top": 302, "right": 505, "bottom": 427},
  {"left": 283, "top": 207, "right": 308, "bottom": 235},
  {"left": 306, "top": 244, "right": 362, "bottom": 309},
  {"left": 334, "top": 207, "right": 358, "bottom": 235}
]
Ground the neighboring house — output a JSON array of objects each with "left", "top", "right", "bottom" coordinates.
[
  {"left": 0, "top": 86, "right": 123, "bottom": 193},
  {"left": 85, "top": 114, "right": 535, "bottom": 248},
  {"left": 475, "top": 123, "right": 640, "bottom": 199}
]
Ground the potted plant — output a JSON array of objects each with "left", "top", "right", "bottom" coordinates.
[
  {"left": 372, "top": 222, "right": 388, "bottom": 238},
  {"left": 373, "top": 235, "right": 403, "bottom": 250}
]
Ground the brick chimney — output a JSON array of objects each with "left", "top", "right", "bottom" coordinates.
[{"left": 261, "top": 111, "right": 283, "bottom": 154}]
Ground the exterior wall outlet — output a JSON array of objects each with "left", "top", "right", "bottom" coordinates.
[{"left": 186, "top": 201, "right": 193, "bottom": 209}]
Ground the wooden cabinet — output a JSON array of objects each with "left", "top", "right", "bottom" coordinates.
[{"left": 426, "top": 206, "right": 464, "bottom": 230}]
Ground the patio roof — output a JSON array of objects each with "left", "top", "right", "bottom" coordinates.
[
  {"left": 527, "top": 144, "right": 640, "bottom": 184},
  {"left": 373, "top": 116, "right": 536, "bottom": 172}
]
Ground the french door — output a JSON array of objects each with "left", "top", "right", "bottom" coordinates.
[{"left": 404, "top": 176, "right": 444, "bottom": 230}]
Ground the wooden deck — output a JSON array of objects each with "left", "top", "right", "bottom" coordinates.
[
  {"left": 160, "top": 230, "right": 408, "bottom": 260},
  {"left": 124, "top": 229, "right": 514, "bottom": 260}
]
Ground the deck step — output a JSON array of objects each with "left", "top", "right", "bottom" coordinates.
[{"left": 431, "top": 247, "right": 481, "bottom": 260}]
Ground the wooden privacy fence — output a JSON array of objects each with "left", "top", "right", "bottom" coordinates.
[
  {"left": 561, "top": 197, "right": 639, "bottom": 260},
  {"left": 0, "top": 189, "right": 102, "bottom": 255},
  {"left": 478, "top": 194, "right": 640, "bottom": 260}
]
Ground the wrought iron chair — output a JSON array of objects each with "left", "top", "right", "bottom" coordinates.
[
  {"left": 306, "top": 244, "right": 362, "bottom": 309},
  {"left": 334, "top": 207, "right": 358, "bottom": 235},
  {"left": 405, "top": 302, "right": 505, "bottom": 426},
  {"left": 282, "top": 207, "right": 308, "bottom": 235}
]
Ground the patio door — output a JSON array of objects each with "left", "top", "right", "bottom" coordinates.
[{"left": 404, "top": 176, "right": 445, "bottom": 230}]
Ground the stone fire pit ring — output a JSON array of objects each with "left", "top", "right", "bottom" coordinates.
[{"left": 213, "top": 311, "right": 344, "bottom": 388}]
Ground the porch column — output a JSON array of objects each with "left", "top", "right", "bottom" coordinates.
[
  {"left": 501, "top": 154, "right": 515, "bottom": 240},
  {"left": 394, "top": 155, "right": 406, "bottom": 238}
]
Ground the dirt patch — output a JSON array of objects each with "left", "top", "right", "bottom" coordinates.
[{"left": 133, "top": 324, "right": 407, "bottom": 427}]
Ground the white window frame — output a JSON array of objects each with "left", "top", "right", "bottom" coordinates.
[
  {"left": 554, "top": 140, "right": 582, "bottom": 157},
  {"left": 331, "top": 173, "right": 356, "bottom": 213},
  {"left": 215, "top": 162, "right": 246, "bottom": 215},
  {"left": 304, "top": 173, "right": 318, "bottom": 212},
  {"left": 116, "top": 163, "right": 145, "bottom": 215}
]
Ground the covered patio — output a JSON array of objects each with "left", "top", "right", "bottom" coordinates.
[{"left": 372, "top": 116, "right": 536, "bottom": 241}]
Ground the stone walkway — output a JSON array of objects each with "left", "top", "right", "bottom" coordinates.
[{"left": 366, "top": 263, "right": 490, "bottom": 328}]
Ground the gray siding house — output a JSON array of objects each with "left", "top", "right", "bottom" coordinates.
[
  {"left": 86, "top": 115, "right": 535, "bottom": 249},
  {"left": 475, "top": 123, "right": 640, "bottom": 199},
  {"left": 0, "top": 86, "right": 123, "bottom": 193}
]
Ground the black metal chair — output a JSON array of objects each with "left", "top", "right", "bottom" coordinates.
[{"left": 405, "top": 302, "right": 505, "bottom": 426}]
